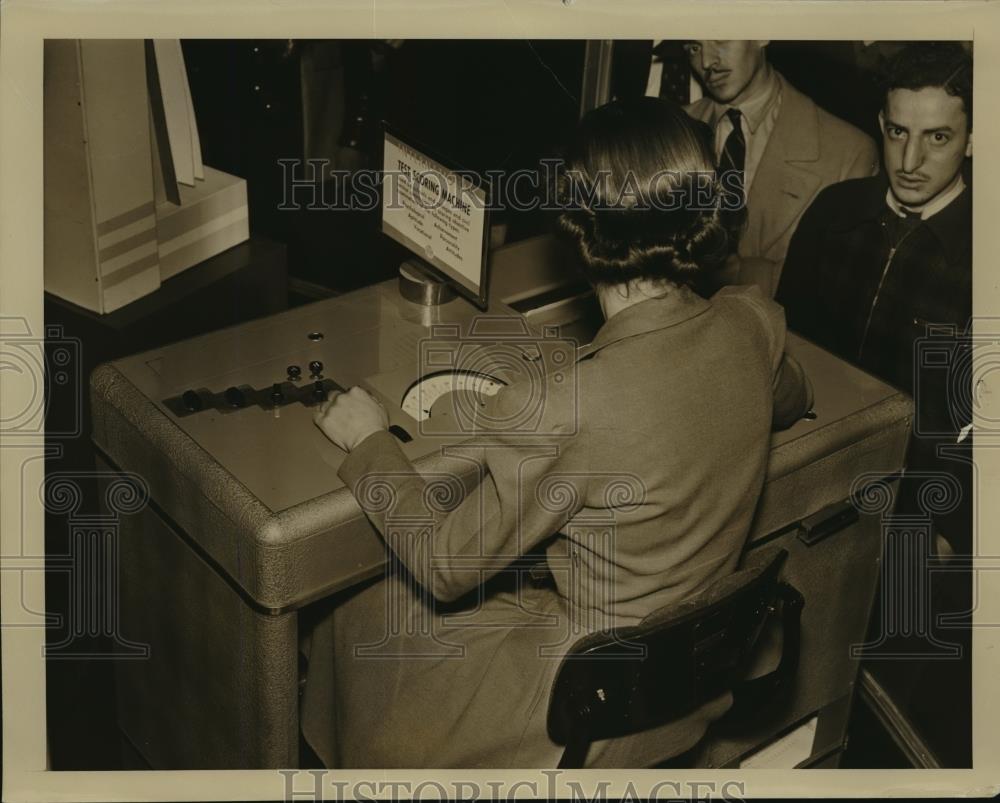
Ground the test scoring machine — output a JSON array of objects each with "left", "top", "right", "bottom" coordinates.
[{"left": 89, "top": 129, "right": 913, "bottom": 769}]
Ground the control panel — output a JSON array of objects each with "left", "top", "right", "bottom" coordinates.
[
  {"left": 99, "top": 274, "right": 901, "bottom": 518},
  {"left": 103, "top": 280, "right": 530, "bottom": 511},
  {"left": 164, "top": 361, "right": 416, "bottom": 443},
  {"left": 165, "top": 360, "right": 343, "bottom": 418}
]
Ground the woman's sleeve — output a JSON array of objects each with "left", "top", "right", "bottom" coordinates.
[
  {"left": 337, "top": 380, "right": 584, "bottom": 602},
  {"left": 716, "top": 284, "right": 814, "bottom": 431},
  {"left": 771, "top": 351, "right": 814, "bottom": 430}
]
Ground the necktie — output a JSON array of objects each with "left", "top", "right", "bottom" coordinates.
[{"left": 718, "top": 108, "right": 746, "bottom": 209}]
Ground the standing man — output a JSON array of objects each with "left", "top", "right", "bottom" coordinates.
[
  {"left": 776, "top": 41, "right": 972, "bottom": 481},
  {"left": 684, "top": 41, "right": 878, "bottom": 295},
  {"left": 775, "top": 42, "right": 973, "bottom": 765}
]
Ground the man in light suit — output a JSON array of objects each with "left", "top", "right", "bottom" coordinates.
[{"left": 683, "top": 41, "right": 879, "bottom": 296}]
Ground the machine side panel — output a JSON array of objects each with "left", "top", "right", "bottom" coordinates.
[{"left": 104, "top": 466, "right": 299, "bottom": 768}]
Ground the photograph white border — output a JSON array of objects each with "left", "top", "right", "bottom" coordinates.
[{"left": 2, "top": 1, "right": 999, "bottom": 799}]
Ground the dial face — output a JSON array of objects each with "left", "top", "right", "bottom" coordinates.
[{"left": 401, "top": 370, "right": 505, "bottom": 422}]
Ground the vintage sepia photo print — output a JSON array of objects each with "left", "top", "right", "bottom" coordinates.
[{"left": 2, "top": 1, "right": 999, "bottom": 800}]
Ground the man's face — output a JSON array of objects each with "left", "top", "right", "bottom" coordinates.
[
  {"left": 684, "top": 40, "right": 769, "bottom": 106},
  {"left": 880, "top": 87, "right": 972, "bottom": 209}
]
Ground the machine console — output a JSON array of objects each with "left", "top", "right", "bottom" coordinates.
[{"left": 110, "top": 279, "right": 567, "bottom": 511}]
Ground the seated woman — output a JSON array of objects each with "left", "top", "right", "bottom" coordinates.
[{"left": 301, "top": 96, "right": 812, "bottom": 768}]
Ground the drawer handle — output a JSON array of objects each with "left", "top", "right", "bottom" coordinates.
[{"left": 797, "top": 499, "right": 858, "bottom": 546}]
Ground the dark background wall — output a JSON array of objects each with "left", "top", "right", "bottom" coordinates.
[{"left": 182, "top": 39, "right": 586, "bottom": 292}]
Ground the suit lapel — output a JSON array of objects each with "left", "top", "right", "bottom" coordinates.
[{"left": 744, "top": 76, "right": 823, "bottom": 259}]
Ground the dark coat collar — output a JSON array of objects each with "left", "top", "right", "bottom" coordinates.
[{"left": 829, "top": 173, "right": 971, "bottom": 264}]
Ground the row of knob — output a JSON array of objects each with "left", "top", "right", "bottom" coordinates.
[
  {"left": 181, "top": 381, "right": 331, "bottom": 413},
  {"left": 178, "top": 361, "right": 328, "bottom": 413},
  {"left": 167, "top": 376, "right": 414, "bottom": 443}
]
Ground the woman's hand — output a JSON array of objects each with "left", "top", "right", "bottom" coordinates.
[{"left": 313, "top": 386, "right": 389, "bottom": 452}]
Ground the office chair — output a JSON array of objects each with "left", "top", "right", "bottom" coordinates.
[{"left": 546, "top": 547, "right": 804, "bottom": 769}]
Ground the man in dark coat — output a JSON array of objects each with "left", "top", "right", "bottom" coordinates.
[
  {"left": 776, "top": 41, "right": 973, "bottom": 766},
  {"left": 777, "top": 41, "right": 972, "bottom": 552}
]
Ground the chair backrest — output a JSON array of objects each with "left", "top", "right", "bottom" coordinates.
[{"left": 547, "top": 547, "right": 800, "bottom": 766}]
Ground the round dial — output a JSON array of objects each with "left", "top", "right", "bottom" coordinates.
[{"left": 401, "top": 370, "right": 506, "bottom": 422}]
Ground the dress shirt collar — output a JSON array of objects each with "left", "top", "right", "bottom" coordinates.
[
  {"left": 707, "top": 65, "right": 781, "bottom": 135},
  {"left": 886, "top": 174, "right": 966, "bottom": 221}
]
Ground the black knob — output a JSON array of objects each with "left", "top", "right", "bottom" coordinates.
[
  {"left": 311, "top": 381, "right": 327, "bottom": 402},
  {"left": 270, "top": 383, "right": 284, "bottom": 404},
  {"left": 309, "top": 360, "right": 324, "bottom": 377},
  {"left": 287, "top": 365, "right": 301, "bottom": 379},
  {"left": 181, "top": 390, "right": 203, "bottom": 413},
  {"left": 224, "top": 386, "right": 246, "bottom": 408}
]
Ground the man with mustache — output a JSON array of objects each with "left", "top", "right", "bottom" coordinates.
[
  {"left": 777, "top": 42, "right": 971, "bottom": 438},
  {"left": 683, "top": 41, "right": 878, "bottom": 296},
  {"left": 777, "top": 41, "right": 972, "bottom": 553},
  {"left": 775, "top": 42, "right": 973, "bottom": 761}
]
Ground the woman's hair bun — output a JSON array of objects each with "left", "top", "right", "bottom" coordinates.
[{"left": 554, "top": 96, "right": 736, "bottom": 288}]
